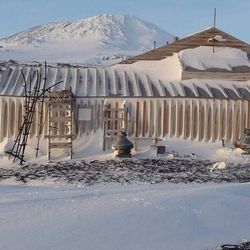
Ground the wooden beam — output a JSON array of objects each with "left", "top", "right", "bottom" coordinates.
[{"left": 49, "top": 142, "right": 72, "bottom": 148}]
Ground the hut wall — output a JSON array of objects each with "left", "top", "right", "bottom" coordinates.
[{"left": 0, "top": 96, "right": 248, "bottom": 146}]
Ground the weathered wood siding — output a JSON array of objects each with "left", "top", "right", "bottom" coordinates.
[{"left": 181, "top": 70, "right": 250, "bottom": 81}]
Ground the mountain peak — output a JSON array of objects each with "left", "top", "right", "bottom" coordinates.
[{"left": 0, "top": 14, "right": 174, "bottom": 64}]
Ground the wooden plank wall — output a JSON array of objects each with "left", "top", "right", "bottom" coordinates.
[{"left": 181, "top": 71, "right": 250, "bottom": 81}]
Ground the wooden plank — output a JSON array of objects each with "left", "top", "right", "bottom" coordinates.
[
  {"left": 49, "top": 100, "right": 72, "bottom": 104},
  {"left": 181, "top": 71, "right": 250, "bottom": 81},
  {"left": 45, "top": 135, "right": 72, "bottom": 139},
  {"left": 104, "top": 108, "right": 125, "bottom": 112},
  {"left": 49, "top": 117, "right": 72, "bottom": 122},
  {"left": 142, "top": 101, "right": 146, "bottom": 137},
  {"left": 49, "top": 107, "right": 72, "bottom": 111},
  {"left": 49, "top": 91, "right": 73, "bottom": 98},
  {"left": 49, "top": 142, "right": 72, "bottom": 148},
  {"left": 104, "top": 118, "right": 124, "bottom": 121},
  {"left": 248, "top": 101, "right": 250, "bottom": 128}
]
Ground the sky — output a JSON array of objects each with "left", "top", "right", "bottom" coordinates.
[{"left": 0, "top": 0, "right": 250, "bottom": 43}]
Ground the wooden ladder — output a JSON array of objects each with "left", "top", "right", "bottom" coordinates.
[{"left": 6, "top": 70, "right": 42, "bottom": 164}]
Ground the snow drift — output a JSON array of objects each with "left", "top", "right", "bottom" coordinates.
[{"left": 179, "top": 46, "right": 250, "bottom": 71}]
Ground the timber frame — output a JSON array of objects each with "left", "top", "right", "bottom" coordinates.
[{"left": 47, "top": 90, "right": 74, "bottom": 160}]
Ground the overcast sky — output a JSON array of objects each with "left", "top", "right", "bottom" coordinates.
[{"left": 0, "top": 0, "right": 250, "bottom": 42}]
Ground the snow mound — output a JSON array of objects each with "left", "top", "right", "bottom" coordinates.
[
  {"left": 179, "top": 46, "right": 250, "bottom": 71},
  {"left": 112, "top": 53, "right": 182, "bottom": 81}
]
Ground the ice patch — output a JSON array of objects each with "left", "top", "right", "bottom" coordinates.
[{"left": 210, "top": 162, "right": 226, "bottom": 171}]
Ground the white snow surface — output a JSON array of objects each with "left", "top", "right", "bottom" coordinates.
[
  {"left": 0, "top": 131, "right": 249, "bottom": 170},
  {"left": 1, "top": 128, "right": 250, "bottom": 250},
  {"left": 0, "top": 182, "right": 250, "bottom": 250},
  {"left": 112, "top": 53, "right": 182, "bottom": 81},
  {"left": 179, "top": 46, "right": 250, "bottom": 71},
  {"left": 0, "top": 14, "right": 174, "bottom": 65}
]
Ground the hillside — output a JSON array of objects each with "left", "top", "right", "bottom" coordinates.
[{"left": 0, "top": 14, "right": 174, "bottom": 65}]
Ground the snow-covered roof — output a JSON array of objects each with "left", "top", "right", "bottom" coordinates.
[
  {"left": 179, "top": 46, "right": 250, "bottom": 71},
  {"left": 120, "top": 27, "right": 250, "bottom": 64},
  {"left": 0, "top": 64, "right": 250, "bottom": 100}
]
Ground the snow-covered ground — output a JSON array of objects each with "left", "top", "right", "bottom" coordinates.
[
  {"left": 0, "top": 182, "right": 250, "bottom": 250},
  {"left": 0, "top": 132, "right": 249, "bottom": 250},
  {"left": 0, "top": 131, "right": 249, "bottom": 169},
  {"left": 1, "top": 129, "right": 249, "bottom": 250},
  {"left": 1, "top": 135, "right": 249, "bottom": 250}
]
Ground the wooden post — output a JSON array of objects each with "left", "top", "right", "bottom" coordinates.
[
  {"left": 142, "top": 101, "right": 146, "bottom": 137},
  {"left": 135, "top": 101, "right": 139, "bottom": 151},
  {"left": 248, "top": 101, "right": 250, "bottom": 128}
]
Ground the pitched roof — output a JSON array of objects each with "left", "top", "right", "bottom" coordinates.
[{"left": 120, "top": 27, "right": 250, "bottom": 64}]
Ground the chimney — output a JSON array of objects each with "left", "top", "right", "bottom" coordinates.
[{"left": 153, "top": 41, "right": 156, "bottom": 50}]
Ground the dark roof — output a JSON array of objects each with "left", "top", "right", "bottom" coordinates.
[{"left": 120, "top": 27, "right": 250, "bottom": 64}]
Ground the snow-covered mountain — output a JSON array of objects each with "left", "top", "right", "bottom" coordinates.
[{"left": 0, "top": 14, "right": 174, "bottom": 65}]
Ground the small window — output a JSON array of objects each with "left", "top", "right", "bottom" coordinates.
[{"left": 78, "top": 108, "right": 91, "bottom": 121}]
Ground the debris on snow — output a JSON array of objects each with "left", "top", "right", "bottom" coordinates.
[{"left": 0, "top": 158, "right": 250, "bottom": 185}]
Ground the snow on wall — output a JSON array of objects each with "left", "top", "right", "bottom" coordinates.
[
  {"left": 1, "top": 64, "right": 250, "bottom": 99},
  {"left": 0, "top": 95, "right": 248, "bottom": 146},
  {"left": 112, "top": 53, "right": 182, "bottom": 81},
  {"left": 1, "top": 63, "right": 250, "bottom": 148}
]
